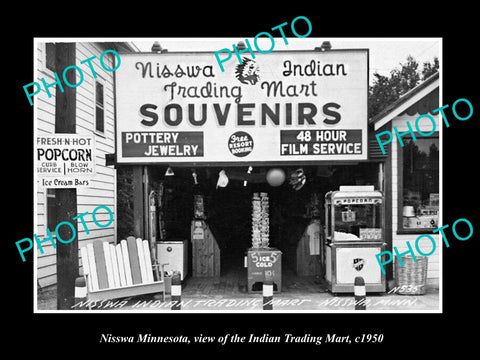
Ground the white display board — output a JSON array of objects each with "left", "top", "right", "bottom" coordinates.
[
  {"left": 115, "top": 49, "right": 368, "bottom": 164},
  {"left": 336, "top": 247, "right": 382, "bottom": 284}
]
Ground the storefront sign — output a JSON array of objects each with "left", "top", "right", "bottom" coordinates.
[
  {"left": 359, "top": 228, "right": 382, "bottom": 240},
  {"left": 37, "top": 134, "right": 95, "bottom": 187},
  {"left": 334, "top": 198, "right": 382, "bottom": 205},
  {"left": 250, "top": 251, "right": 280, "bottom": 268},
  {"left": 115, "top": 49, "right": 368, "bottom": 164}
]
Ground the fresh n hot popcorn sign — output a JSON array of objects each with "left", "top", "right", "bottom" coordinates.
[
  {"left": 115, "top": 49, "right": 368, "bottom": 164},
  {"left": 37, "top": 134, "right": 95, "bottom": 187}
]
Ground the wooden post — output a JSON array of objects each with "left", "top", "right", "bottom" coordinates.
[
  {"left": 55, "top": 42, "right": 78, "bottom": 310},
  {"left": 263, "top": 278, "right": 274, "bottom": 310},
  {"left": 171, "top": 271, "right": 182, "bottom": 310},
  {"left": 384, "top": 124, "right": 394, "bottom": 283},
  {"left": 56, "top": 189, "right": 78, "bottom": 309},
  {"left": 74, "top": 276, "right": 87, "bottom": 310},
  {"left": 132, "top": 165, "right": 144, "bottom": 238},
  {"left": 354, "top": 276, "right": 366, "bottom": 310},
  {"left": 143, "top": 166, "right": 149, "bottom": 240}
]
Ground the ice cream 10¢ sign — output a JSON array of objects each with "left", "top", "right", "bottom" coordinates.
[{"left": 115, "top": 49, "right": 368, "bottom": 164}]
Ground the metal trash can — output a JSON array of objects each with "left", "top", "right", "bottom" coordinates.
[{"left": 395, "top": 255, "right": 428, "bottom": 295}]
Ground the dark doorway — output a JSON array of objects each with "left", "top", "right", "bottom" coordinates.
[{"left": 207, "top": 183, "right": 252, "bottom": 275}]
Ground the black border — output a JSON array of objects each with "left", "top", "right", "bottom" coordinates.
[{"left": 7, "top": 5, "right": 479, "bottom": 356}]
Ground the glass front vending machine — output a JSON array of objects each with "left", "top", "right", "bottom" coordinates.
[{"left": 324, "top": 186, "right": 386, "bottom": 294}]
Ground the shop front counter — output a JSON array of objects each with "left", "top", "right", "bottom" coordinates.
[{"left": 245, "top": 248, "right": 282, "bottom": 293}]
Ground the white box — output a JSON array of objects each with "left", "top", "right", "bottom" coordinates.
[
  {"left": 335, "top": 247, "right": 381, "bottom": 284},
  {"left": 157, "top": 240, "right": 188, "bottom": 280}
]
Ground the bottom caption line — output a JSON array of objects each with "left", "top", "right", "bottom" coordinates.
[{"left": 100, "top": 333, "right": 384, "bottom": 345}]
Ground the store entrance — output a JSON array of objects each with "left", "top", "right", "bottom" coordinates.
[
  {"left": 204, "top": 168, "right": 317, "bottom": 278},
  {"left": 140, "top": 163, "right": 381, "bottom": 294}
]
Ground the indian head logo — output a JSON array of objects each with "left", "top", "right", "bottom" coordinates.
[
  {"left": 353, "top": 258, "right": 365, "bottom": 272},
  {"left": 235, "top": 57, "right": 260, "bottom": 85}
]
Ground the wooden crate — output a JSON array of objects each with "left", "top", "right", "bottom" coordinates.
[{"left": 191, "top": 220, "right": 221, "bottom": 277}]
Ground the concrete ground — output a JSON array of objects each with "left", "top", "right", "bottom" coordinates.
[{"left": 37, "top": 282, "right": 439, "bottom": 312}]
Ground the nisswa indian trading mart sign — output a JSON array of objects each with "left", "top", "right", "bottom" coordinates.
[{"left": 115, "top": 49, "right": 368, "bottom": 164}]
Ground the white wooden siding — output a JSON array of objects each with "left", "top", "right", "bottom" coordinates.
[
  {"left": 36, "top": 42, "right": 117, "bottom": 288},
  {"left": 391, "top": 113, "right": 440, "bottom": 286}
]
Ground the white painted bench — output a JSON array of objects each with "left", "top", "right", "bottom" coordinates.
[{"left": 80, "top": 236, "right": 167, "bottom": 308}]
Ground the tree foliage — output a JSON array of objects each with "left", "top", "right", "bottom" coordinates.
[{"left": 369, "top": 55, "right": 439, "bottom": 118}]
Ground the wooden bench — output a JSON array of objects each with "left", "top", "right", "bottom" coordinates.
[{"left": 80, "top": 236, "right": 167, "bottom": 308}]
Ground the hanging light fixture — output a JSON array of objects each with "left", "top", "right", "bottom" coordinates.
[
  {"left": 244, "top": 166, "right": 253, "bottom": 187},
  {"left": 192, "top": 169, "right": 198, "bottom": 185},
  {"left": 266, "top": 167, "right": 286, "bottom": 187},
  {"left": 289, "top": 168, "right": 306, "bottom": 191},
  {"left": 216, "top": 169, "right": 229, "bottom": 189},
  {"left": 165, "top": 166, "right": 175, "bottom": 176}
]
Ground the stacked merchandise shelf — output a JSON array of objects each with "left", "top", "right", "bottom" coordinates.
[{"left": 252, "top": 192, "right": 269, "bottom": 248}]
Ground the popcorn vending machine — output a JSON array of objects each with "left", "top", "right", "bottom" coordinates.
[{"left": 324, "top": 186, "right": 386, "bottom": 293}]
